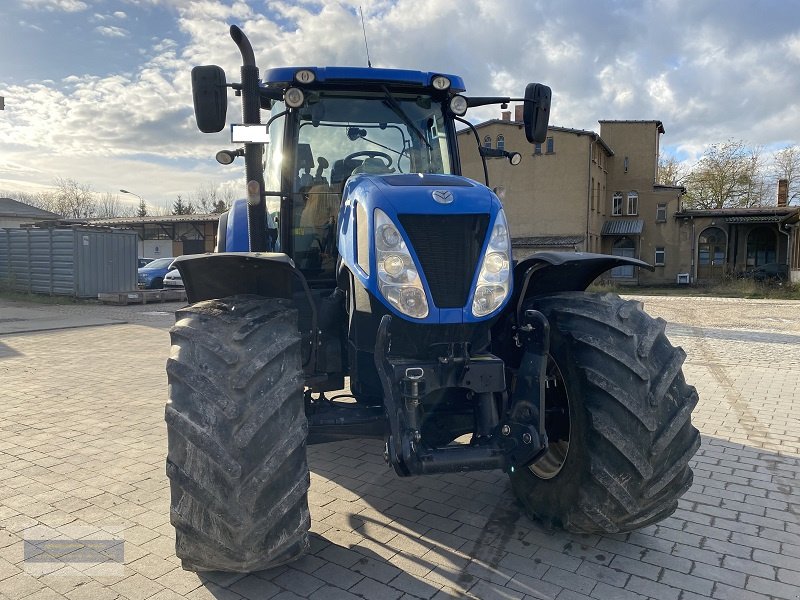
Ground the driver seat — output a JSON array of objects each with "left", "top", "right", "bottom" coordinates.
[
  {"left": 351, "top": 157, "right": 393, "bottom": 175},
  {"left": 330, "top": 158, "right": 361, "bottom": 187}
]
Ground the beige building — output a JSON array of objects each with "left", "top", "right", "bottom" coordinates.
[{"left": 458, "top": 111, "right": 800, "bottom": 285}]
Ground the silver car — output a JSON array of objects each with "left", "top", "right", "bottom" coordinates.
[{"left": 163, "top": 269, "right": 184, "bottom": 288}]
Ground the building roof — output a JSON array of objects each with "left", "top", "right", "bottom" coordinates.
[
  {"left": 89, "top": 214, "right": 221, "bottom": 226},
  {"left": 512, "top": 235, "right": 585, "bottom": 247},
  {"left": 654, "top": 184, "right": 686, "bottom": 193},
  {"left": 675, "top": 207, "right": 799, "bottom": 221},
  {"left": 0, "top": 197, "right": 60, "bottom": 220},
  {"left": 458, "top": 121, "right": 614, "bottom": 156},
  {"left": 601, "top": 219, "right": 644, "bottom": 236},
  {"left": 725, "top": 215, "right": 789, "bottom": 224},
  {"left": 598, "top": 119, "right": 665, "bottom": 134}
]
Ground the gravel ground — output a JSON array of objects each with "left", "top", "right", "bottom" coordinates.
[{"left": 626, "top": 294, "right": 800, "bottom": 334}]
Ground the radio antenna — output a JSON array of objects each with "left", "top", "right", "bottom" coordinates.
[{"left": 359, "top": 6, "right": 372, "bottom": 68}]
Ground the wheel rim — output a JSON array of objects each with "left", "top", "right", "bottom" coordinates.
[{"left": 529, "top": 357, "right": 571, "bottom": 480}]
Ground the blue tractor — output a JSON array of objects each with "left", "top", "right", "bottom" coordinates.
[{"left": 166, "top": 26, "right": 699, "bottom": 572}]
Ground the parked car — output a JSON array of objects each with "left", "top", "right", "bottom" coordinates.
[
  {"left": 741, "top": 262, "right": 789, "bottom": 282},
  {"left": 138, "top": 257, "right": 155, "bottom": 268},
  {"left": 163, "top": 269, "right": 184, "bottom": 288},
  {"left": 137, "top": 257, "right": 175, "bottom": 289}
]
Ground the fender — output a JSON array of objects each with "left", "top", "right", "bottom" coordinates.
[
  {"left": 512, "top": 251, "right": 653, "bottom": 311},
  {"left": 172, "top": 252, "right": 296, "bottom": 304}
]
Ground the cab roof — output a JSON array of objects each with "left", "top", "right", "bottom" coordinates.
[{"left": 261, "top": 66, "right": 466, "bottom": 93}]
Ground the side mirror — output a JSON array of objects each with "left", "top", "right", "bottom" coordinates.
[
  {"left": 192, "top": 65, "right": 227, "bottom": 133},
  {"left": 523, "top": 83, "right": 551, "bottom": 144}
]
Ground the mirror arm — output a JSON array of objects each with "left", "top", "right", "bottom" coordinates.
[
  {"left": 465, "top": 96, "right": 512, "bottom": 108},
  {"left": 480, "top": 147, "right": 522, "bottom": 165},
  {"left": 455, "top": 116, "right": 489, "bottom": 187}
]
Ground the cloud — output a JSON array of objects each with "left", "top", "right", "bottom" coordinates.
[
  {"left": 21, "top": 0, "right": 87, "bottom": 12},
  {"left": 18, "top": 20, "right": 45, "bottom": 32},
  {"left": 3, "top": 0, "right": 800, "bottom": 208},
  {"left": 95, "top": 25, "right": 130, "bottom": 38}
]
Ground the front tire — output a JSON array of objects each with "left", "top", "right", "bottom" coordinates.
[
  {"left": 165, "top": 295, "right": 310, "bottom": 571},
  {"left": 510, "top": 292, "right": 700, "bottom": 533}
]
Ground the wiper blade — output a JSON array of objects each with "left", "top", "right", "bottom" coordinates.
[{"left": 381, "top": 86, "right": 431, "bottom": 150}]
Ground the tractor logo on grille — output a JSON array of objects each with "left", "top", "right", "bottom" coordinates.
[{"left": 432, "top": 190, "right": 454, "bottom": 204}]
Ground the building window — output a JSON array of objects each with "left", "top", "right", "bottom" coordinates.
[
  {"left": 612, "top": 192, "right": 623, "bottom": 216},
  {"left": 656, "top": 203, "right": 667, "bottom": 222},
  {"left": 655, "top": 247, "right": 665, "bottom": 266},
  {"left": 483, "top": 135, "right": 492, "bottom": 148},
  {"left": 746, "top": 226, "right": 777, "bottom": 266},
  {"left": 534, "top": 143, "right": 542, "bottom": 155},
  {"left": 627, "top": 191, "right": 639, "bottom": 215},
  {"left": 611, "top": 237, "right": 636, "bottom": 278},
  {"left": 624, "top": 156, "right": 629, "bottom": 173},
  {"left": 497, "top": 134, "right": 505, "bottom": 151},
  {"left": 546, "top": 137, "right": 554, "bottom": 153}
]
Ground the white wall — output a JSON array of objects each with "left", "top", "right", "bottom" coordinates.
[{"left": 140, "top": 239, "right": 174, "bottom": 258}]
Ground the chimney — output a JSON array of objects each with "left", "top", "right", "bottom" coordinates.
[
  {"left": 515, "top": 104, "right": 523, "bottom": 122},
  {"left": 778, "top": 179, "right": 789, "bottom": 207},
  {"left": 501, "top": 111, "right": 511, "bottom": 121}
]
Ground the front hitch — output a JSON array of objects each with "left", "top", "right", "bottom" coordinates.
[{"left": 374, "top": 314, "right": 546, "bottom": 476}]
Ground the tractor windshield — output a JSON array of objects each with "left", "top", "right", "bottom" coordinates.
[{"left": 283, "top": 91, "right": 454, "bottom": 281}]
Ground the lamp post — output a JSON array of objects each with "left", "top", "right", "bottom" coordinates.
[{"left": 120, "top": 189, "right": 147, "bottom": 218}]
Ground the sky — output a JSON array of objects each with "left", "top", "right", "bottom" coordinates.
[{"left": 1, "top": 0, "right": 799, "bottom": 213}]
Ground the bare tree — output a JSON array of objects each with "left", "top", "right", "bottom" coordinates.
[
  {"left": 96, "top": 192, "right": 135, "bottom": 218},
  {"left": 2, "top": 189, "right": 58, "bottom": 213},
  {"left": 682, "top": 140, "right": 769, "bottom": 209},
  {"left": 50, "top": 177, "right": 97, "bottom": 218},
  {"left": 657, "top": 154, "right": 687, "bottom": 186},
  {"left": 773, "top": 145, "right": 800, "bottom": 205},
  {"left": 189, "top": 182, "right": 234, "bottom": 214}
]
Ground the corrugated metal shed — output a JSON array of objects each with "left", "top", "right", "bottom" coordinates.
[
  {"left": 601, "top": 219, "right": 644, "bottom": 236},
  {"left": 0, "top": 227, "right": 137, "bottom": 297}
]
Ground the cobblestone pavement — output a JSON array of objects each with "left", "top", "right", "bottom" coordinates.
[{"left": 0, "top": 295, "right": 798, "bottom": 600}]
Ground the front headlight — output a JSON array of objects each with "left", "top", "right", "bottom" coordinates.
[
  {"left": 374, "top": 208, "right": 429, "bottom": 319},
  {"left": 472, "top": 210, "right": 512, "bottom": 317}
]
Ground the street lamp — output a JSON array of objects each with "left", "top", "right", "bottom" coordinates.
[
  {"left": 120, "top": 188, "right": 141, "bottom": 202},
  {"left": 120, "top": 189, "right": 147, "bottom": 218}
]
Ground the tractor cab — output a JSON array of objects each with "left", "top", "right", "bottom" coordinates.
[{"left": 257, "top": 67, "right": 465, "bottom": 282}]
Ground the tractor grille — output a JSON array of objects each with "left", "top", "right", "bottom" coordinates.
[{"left": 398, "top": 214, "right": 490, "bottom": 308}]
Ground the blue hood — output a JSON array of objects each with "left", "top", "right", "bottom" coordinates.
[{"left": 337, "top": 173, "right": 509, "bottom": 325}]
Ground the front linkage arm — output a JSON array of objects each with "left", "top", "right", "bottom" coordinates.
[{"left": 374, "top": 313, "right": 549, "bottom": 476}]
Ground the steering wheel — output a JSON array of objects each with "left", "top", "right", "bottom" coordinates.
[{"left": 343, "top": 150, "right": 393, "bottom": 170}]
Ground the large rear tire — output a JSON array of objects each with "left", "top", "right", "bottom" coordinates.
[
  {"left": 510, "top": 292, "right": 700, "bottom": 533},
  {"left": 165, "top": 295, "right": 310, "bottom": 571}
]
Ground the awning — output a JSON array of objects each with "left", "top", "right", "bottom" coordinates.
[
  {"left": 725, "top": 215, "right": 784, "bottom": 224},
  {"left": 601, "top": 219, "right": 644, "bottom": 236},
  {"left": 512, "top": 235, "right": 585, "bottom": 247},
  {"left": 511, "top": 235, "right": 583, "bottom": 248}
]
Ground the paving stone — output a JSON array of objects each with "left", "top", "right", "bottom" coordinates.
[
  {"left": 3, "top": 295, "right": 800, "bottom": 600},
  {"left": 312, "top": 561, "right": 364, "bottom": 590},
  {"left": 271, "top": 568, "right": 325, "bottom": 597},
  {"left": 623, "top": 575, "right": 680, "bottom": 600},
  {"left": 349, "top": 576, "right": 403, "bottom": 600}
]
